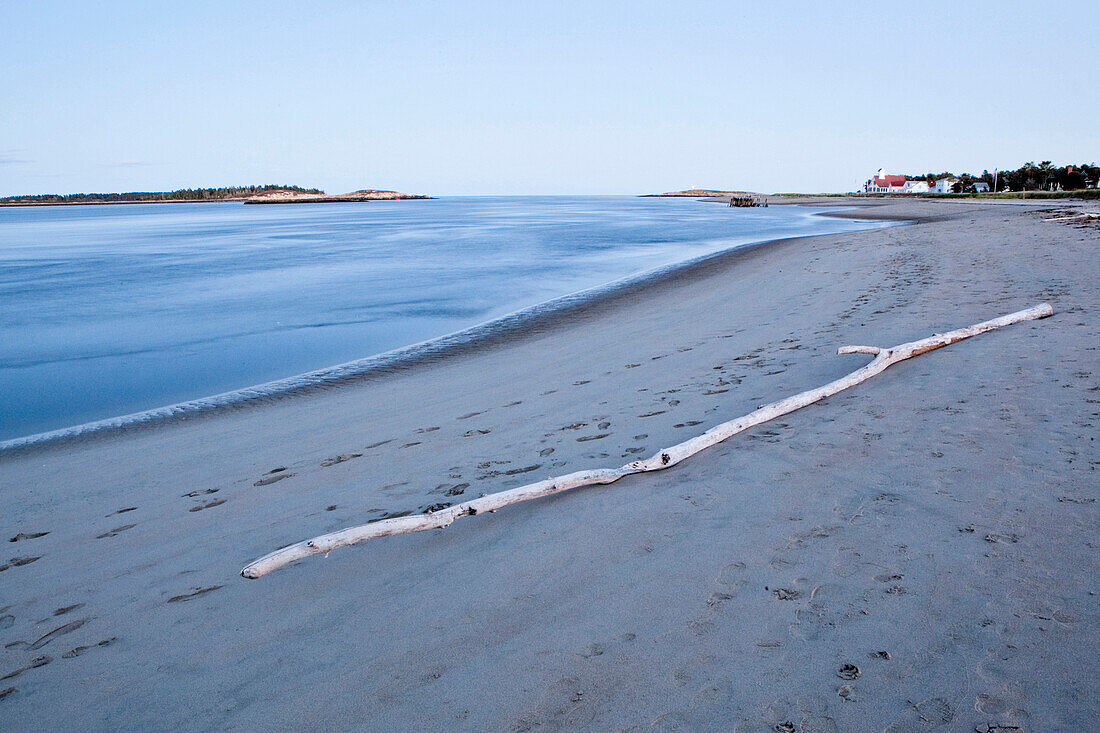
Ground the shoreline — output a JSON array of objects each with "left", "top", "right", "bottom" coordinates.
[
  {"left": 0, "top": 203, "right": 895, "bottom": 453},
  {"left": 0, "top": 197, "right": 1096, "bottom": 730}
]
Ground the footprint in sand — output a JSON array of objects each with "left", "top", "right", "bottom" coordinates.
[
  {"left": 457, "top": 412, "right": 482, "bottom": 420},
  {"left": 368, "top": 509, "right": 412, "bottom": 524},
  {"left": 320, "top": 453, "right": 362, "bottom": 467},
  {"left": 463, "top": 429, "right": 491, "bottom": 437},
  {"left": 0, "top": 655, "right": 51, "bottom": 682},
  {"left": 597, "top": 421, "right": 611, "bottom": 429},
  {"left": 573, "top": 380, "right": 590, "bottom": 386},
  {"left": 578, "top": 632, "right": 636, "bottom": 660},
  {"left": 167, "top": 586, "right": 222, "bottom": 603},
  {"left": 363, "top": 439, "right": 393, "bottom": 450},
  {"left": 107, "top": 507, "right": 138, "bottom": 516},
  {"left": 63, "top": 638, "right": 117, "bottom": 659},
  {"left": 576, "top": 434, "right": 608, "bottom": 442},
  {"left": 432, "top": 482, "right": 470, "bottom": 496},
  {"left": 539, "top": 447, "right": 555, "bottom": 456},
  {"left": 8, "top": 532, "right": 48, "bottom": 543},
  {"left": 638, "top": 411, "right": 665, "bottom": 418},
  {"left": 415, "top": 426, "right": 440, "bottom": 434},
  {"left": 503, "top": 465, "right": 541, "bottom": 476},
  {"left": 883, "top": 697, "right": 954, "bottom": 732},
  {"left": 673, "top": 421, "right": 703, "bottom": 428},
  {"left": 837, "top": 664, "right": 861, "bottom": 680},
  {"left": 183, "top": 489, "right": 218, "bottom": 497},
  {"left": 53, "top": 604, "right": 84, "bottom": 616},
  {"left": 254, "top": 468, "right": 295, "bottom": 486},
  {"left": 96, "top": 524, "right": 136, "bottom": 539},
  {"left": 15, "top": 618, "right": 92, "bottom": 650},
  {"left": 0, "top": 557, "right": 41, "bottom": 572},
  {"left": 189, "top": 499, "right": 226, "bottom": 513}
]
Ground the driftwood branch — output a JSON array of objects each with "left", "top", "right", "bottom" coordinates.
[{"left": 242, "top": 303, "right": 1053, "bottom": 579}]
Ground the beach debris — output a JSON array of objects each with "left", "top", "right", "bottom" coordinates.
[{"left": 241, "top": 303, "right": 1054, "bottom": 579}]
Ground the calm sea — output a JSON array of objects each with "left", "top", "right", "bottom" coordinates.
[{"left": 0, "top": 196, "right": 889, "bottom": 442}]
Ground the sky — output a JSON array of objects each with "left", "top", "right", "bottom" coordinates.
[{"left": 1, "top": 1, "right": 1097, "bottom": 196}]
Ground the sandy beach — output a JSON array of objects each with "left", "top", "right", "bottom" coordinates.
[{"left": 1, "top": 198, "right": 1096, "bottom": 730}]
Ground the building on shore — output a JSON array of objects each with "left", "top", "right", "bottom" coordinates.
[
  {"left": 931, "top": 177, "right": 958, "bottom": 194},
  {"left": 862, "top": 169, "right": 907, "bottom": 193},
  {"left": 861, "top": 168, "right": 929, "bottom": 194}
]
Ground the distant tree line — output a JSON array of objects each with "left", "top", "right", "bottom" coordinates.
[
  {"left": 907, "top": 162, "right": 1098, "bottom": 193},
  {"left": 0, "top": 185, "right": 324, "bottom": 205}
]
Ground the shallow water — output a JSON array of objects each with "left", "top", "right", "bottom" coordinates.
[{"left": 0, "top": 196, "right": 888, "bottom": 440}]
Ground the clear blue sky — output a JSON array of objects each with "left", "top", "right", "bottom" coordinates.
[{"left": 2, "top": 1, "right": 1096, "bottom": 196}]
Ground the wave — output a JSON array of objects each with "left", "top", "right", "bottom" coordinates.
[{"left": 0, "top": 208, "right": 897, "bottom": 453}]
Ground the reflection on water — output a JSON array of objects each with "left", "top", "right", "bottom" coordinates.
[{"left": 0, "top": 196, "right": 887, "bottom": 439}]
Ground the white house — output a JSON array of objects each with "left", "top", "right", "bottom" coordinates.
[
  {"left": 972, "top": 182, "right": 990, "bottom": 193},
  {"left": 931, "top": 177, "right": 957, "bottom": 194},
  {"left": 862, "top": 168, "right": 907, "bottom": 193},
  {"left": 862, "top": 169, "right": 930, "bottom": 194}
]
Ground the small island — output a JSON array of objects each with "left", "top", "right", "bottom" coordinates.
[
  {"left": 244, "top": 189, "right": 432, "bottom": 204},
  {"left": 0, "top": 185, "right": 432, "bottom": 206},
  {"left": 643, "top": 189, "right": 761, "bottom": 198}
]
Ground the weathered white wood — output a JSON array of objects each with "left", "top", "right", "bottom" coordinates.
[
  {"left": 241, "top": 303, "right": 1052, "bottom": 578},
  {"left": 1043, "top": 213, "right": 1099, "bottom": 221}
]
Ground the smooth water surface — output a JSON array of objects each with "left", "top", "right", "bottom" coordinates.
[{"left": 0, "top": 196, "right": 888, "bottom": 440}]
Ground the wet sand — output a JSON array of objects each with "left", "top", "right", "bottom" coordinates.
[{"left": 1, "top": 198, "right": 1097, "bottom": 730}]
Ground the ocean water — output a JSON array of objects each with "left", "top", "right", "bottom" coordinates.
[{"left": 0, "top": 196, "right": 890, "bottom": 442}]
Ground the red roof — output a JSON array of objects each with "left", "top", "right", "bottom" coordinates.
[{"left": 873, "top": 175, "right": 907, "bottom": 187}]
